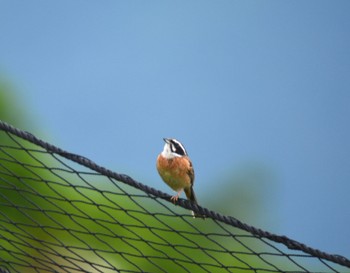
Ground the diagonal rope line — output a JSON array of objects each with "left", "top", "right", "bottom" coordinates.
[{"left": 0, "top": 119, "right": 349, "bottom": 273}]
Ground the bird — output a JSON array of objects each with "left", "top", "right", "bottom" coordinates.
[{"left": 156, "top": 138, "right": 202, "bottom": 218}]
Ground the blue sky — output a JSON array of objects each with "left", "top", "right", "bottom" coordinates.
[{"left": 1, "top": 1, "right": 350, "bottom": 258}]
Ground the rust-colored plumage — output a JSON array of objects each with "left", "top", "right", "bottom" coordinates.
[{"left": 156, "top": 154, "right": 195, "bottom": 200}]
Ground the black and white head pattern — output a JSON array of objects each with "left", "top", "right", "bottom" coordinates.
[{"left": 162, "top": 138, "right": 188, "bottom": 158}]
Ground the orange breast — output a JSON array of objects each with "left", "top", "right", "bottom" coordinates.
[{"left": 156, "top": 155, "right": 193, "bottom": 191}]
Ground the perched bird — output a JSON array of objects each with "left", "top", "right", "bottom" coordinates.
[{"left": 156, "top": 138, "right": 202, "bottom": 218}]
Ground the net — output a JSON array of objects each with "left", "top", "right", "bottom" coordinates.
[{"left": 0, "top": 120, "right": 349, "bottom": 273}]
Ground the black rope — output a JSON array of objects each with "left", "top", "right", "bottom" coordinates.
[{"left": 0, "top": 119, "right": 349, "bottom": 269}]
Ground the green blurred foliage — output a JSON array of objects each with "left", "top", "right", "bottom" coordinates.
[
  {"left": 208, "top": 162, "right": 278, "bottom": 227},
  {"left": 0, "top": 79, "right": 30, "bottom": 128}
]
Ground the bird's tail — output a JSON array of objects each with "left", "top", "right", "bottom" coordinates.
[{"left": 184, "top": 186, "right": 205, "bottom": 219}]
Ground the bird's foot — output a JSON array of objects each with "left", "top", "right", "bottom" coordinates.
[{"left": 170, "top": 190, "right": 182, "bottom": 204}]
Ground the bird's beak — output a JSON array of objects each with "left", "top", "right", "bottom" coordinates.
[{"left": 163, "top": 138, "right": 170, "bottom": 143}]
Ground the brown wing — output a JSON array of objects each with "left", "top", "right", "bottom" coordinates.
[
  {"left": 184, "top": 162, "right": 197, "bottom": 204},
  {"left": 187, "top": 158, "right": 195, "bottom": 186}
]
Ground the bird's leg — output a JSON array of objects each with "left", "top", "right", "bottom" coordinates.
[{"left": 170, "top": 190, "right": 183, "bottom": 203}]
